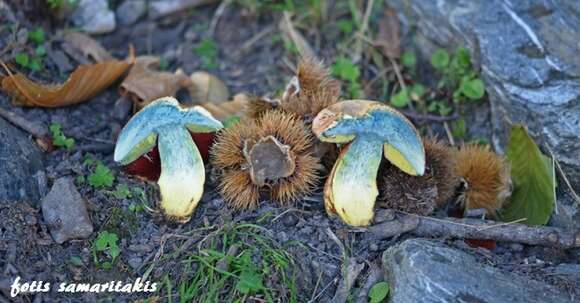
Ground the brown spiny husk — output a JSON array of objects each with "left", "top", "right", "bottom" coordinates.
[
  {"left": 280, "top": 58, "right": 340, "bottom": 119},
  {"left": 246, "top": 95, "right": 280, "bottom": 119},
  {"left": 425, "top": 138, "right": 460, "bottom": 205},
  {"left": 455, "top": 144, "right": 511, "bottom": 215},
  {"left": 378, "top": 138, "right": 458, "bottom": 215},
  {"left": 211, "top": 110, "right": 321, "bottom": 209}
]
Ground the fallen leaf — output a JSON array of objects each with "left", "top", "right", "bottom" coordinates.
[
  {"left": 198, "top": 93, "right": 248, "bottom": 120},
  {"left": 119, "top": 56, "right": 191, "bottom": 110},
  {"left": 376, "top": 8, "right": 401, "bottom": 59},
  {"left": 188, "top": 71, "right": 230, "bottom": 104},
  {"left": 61, "top": 32, "right": 113, "bottom": 63},
  {"left": 0, "top": 50, "right": 134, "bottom": 108},
  {"left": 500, "top": 124, "right": 556, "bottom": 225}
]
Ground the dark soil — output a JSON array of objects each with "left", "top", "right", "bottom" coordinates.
[{"left": 0, "top": 1, "right": 578, "bottom": 302}]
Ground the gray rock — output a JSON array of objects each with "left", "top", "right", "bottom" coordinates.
[
  {"left": 116, "top": 0, "right": 146, "bottom": 26},
  {"left": 41, "top": 178, "right": 93, "bottom": 244},
  {"left": 551, "top": 263, "right": 580, "bottom": 282},
  {"left": 128, "top": 257, "right": 142, "bottom": 270},
  {"left": 0, "top": 117, "right": 44, "bottom": 203},
  {"left": 390, "top": 0, "right": 580, "bottom": 188},
  {"left": 382, "top": 239, "right": 571, "bottom": 303},
  {"left": 72, "top": 0, "right": 116, "bottom": 34}
]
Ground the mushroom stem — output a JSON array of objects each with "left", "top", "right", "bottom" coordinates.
[
  {"left": 326, "top": 136, "right": 383, "bottom": 226},
  {"left": 157, "top": 126, "right": 204, "bottom": 222}
]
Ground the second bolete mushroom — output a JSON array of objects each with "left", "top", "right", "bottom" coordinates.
[
  {"left": 312, "top": 100, "right": 425, "bottom": 226},
  {"left": 114, "top": 97, "right": 223, "bottom": 222}
]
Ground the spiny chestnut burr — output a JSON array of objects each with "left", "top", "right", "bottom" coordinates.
[
  {"left": 378, "top": 138, "right": 460, "bottom": 216},
  {"left": 280, "top": 58, "right": 341, "bottom": 119},
  {"left": 211, "top": 110, "right": 321, "bottom": 209},
  {"left": 455, "top": 144, "right": 512, "bottom": 216}
]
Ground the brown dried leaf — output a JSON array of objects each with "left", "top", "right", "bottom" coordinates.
[
  {"left": 0, "top": 54, "right": 133, "bottom": 108},
  {"left": 188, "top": 71, "right": 230, "bottom": 104},
  {"left": 62, "top": 32, "right": 113, "bottom": 63},
  {"left": 377, "top": 8, "right": 401, "bottom": 59},
  {"left": 198, "top": 93, "right": 248, "bottom": 121},
  {"left": 119, "top": 56, "right": 191, "bottom": 110}
]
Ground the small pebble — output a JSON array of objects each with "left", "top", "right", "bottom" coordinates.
[{"left": 128, "top": 257, "right": 142, "bottom": 270}]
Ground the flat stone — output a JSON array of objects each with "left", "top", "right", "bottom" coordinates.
[
  {"left": 116, "top": 0, "right": 146, "bottom": 26},
  {"left": 382, "top": 239, "right": 571, "bottom": 303},
  {"left": 72, "top": 0, "right": 116, "bottom": 34},
  {"left": 0, "top": 117, "right": 44, "bottom": 203},
  {"left": 390, "top": 0, "right": 580, "bottom": 188},
  {"left": 41, "top": 178, "right": 93, "bottom": 244}
]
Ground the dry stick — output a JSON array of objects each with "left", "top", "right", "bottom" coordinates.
[
  {"left": 280, "top": 12, "right": 316, "bottom": 60},
  {"left": 369, "top": 212, "right": 580, "bottom": 249},
  {"left": 547, "top": 146, "right": 580, "bottom": 205},
  {"left": 400, "top": 110, "right": 459, "bottom": 122},
  {"left": 351, "top": 0, "right": 375, "bottom": 63},
  {"left": 234, "top": 26, "right": 275, "bottom": 58},
  {"left": 332, "top": 260, "right": 365, "bottom": 303},
  {"left": 0, "top": 107, "right": 48, "bottom": 139},
  {"left": 443, "top": 121, "right": 455, "bottom": 146},
  {"left": 355, "top": 265, "right": 383, "bottom": 303},
  {"left": 207, "top": 0, "right": 229, "bottom": 36}
]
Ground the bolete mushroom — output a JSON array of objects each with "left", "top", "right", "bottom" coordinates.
[
  {"left": 312, "top": 100, "right": 425, "bottom": 226},
  {"left": 114, "top": 97, "right": 223, "bottom": 222}
]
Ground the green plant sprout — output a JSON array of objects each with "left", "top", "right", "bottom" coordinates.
[
  {"left": 172, "top": 224, "right": 297, "bottom": 302},
  {"left": 93, "top": 231, "right": 120, "bottom": 270},
  {"left": 15, "top": 27, "right": 47, "bottom": 71},
  {"left": 431, "top": 47, "right": 485, "bottom": 102},
  {"left": 194, "top": 38, "right": 219, "bottom": 69},
  {"left": 88, "top": 162, "right": 115, "bottom": 189},
  {"left": 331, "top": 57, "right": 363, "bottom": 98},
  {"left": 49, "top": 123, "right": 75, "bottom": 149}
]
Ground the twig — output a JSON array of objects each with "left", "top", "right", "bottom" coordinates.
[
  {"left": 369, "top": 212, "right": 580, "bottom": 249},
  {"left": 309, "top": 277, "right": 337, "bottom": 303},
  {"left": 547, "top": 146, "right": 580, "bottom": 205},
  {"left": 76, "top": 143, "right": 114, "bottom": 154},
  {"left": 351, "top": 0, "right": 375, "bottom": 63},
  {"left": 326, "top": 227, "right": 346, "bottom": 259},
  {"left": 332, "top": 259, "right": 365, "bottom": 303},
  {"left": 0, "top": 107, "right": 48, "bottom": 139},
  {"left": 0, "top": 107, "right": 51, "bottom": 150},
  {"left": 280, "top": 12, "right": 316, "bottom": 60},
  {"left": 443, "top": 121, "right": 455, "bottom": 146},
  {"left": 355, "top": 264, "right": 383, "bottom": 303},
  {"left": 233, "top": 26, "right": 275, "bottom": 58},
  {"left": 309, "top": 271, "right": 324, "bottom": 303},
  {"left": 400, "top": 110, "right": 459, "bottom": 122},
  {"left": 207, "top": 0, "right": 229, "bottom": 36}
]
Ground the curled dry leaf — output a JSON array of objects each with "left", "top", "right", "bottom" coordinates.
[
  {"left": 61, "top": 32, "right": 113, "bottom": 63},
  {"left": 198, "top": 93, "right": 248, "bottom": 121},
  {"left": 377, "top": 8, "right": 401, "bottom": 59},
  {"left": 0, "top": 50, "right": 134, "bottom": 108},
  {"left": 188, "top": 71, "right": 230, "bottom": 104},
  {"left": 119, "top": 56, "right": 191, "bottom": 110}
]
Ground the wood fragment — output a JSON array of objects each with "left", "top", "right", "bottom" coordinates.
[
  {"left": 369, "top": 212, "right": 580, "bottom": 249},
  {"left": 0, "top": 107, "right": 48, "bottom": 139},
  {"left": 332, "top": 260, "right": 365, "bottom": 303}
]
